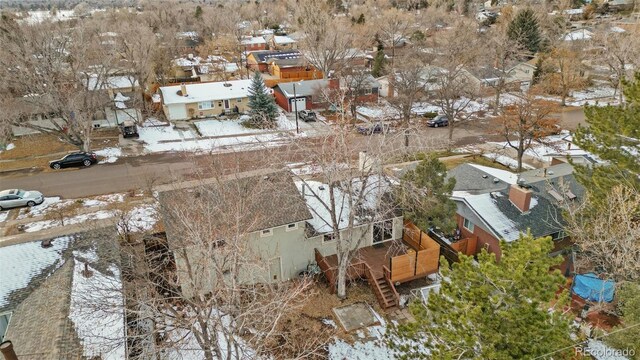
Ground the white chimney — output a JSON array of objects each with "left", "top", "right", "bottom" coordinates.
[{"left": 180, "top": 83, "right": 188, "bottom": 97}]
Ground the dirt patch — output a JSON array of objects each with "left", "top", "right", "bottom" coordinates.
[
  {"left": 0, "top": 134, "right": 77, "bottom": 160},
  {"left": 0, "top": 134, "right": 120, "bottom": 173},
  {"left": 440, "top": 153, "right": 512, "bottom": 171}
]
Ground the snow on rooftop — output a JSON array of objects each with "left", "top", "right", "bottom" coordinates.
[
  {"left": 563, "top": 29, "right": 593, "bottom": 41},
  {"left": 0, "top": 236, "right": 73, "bottom": 309},
  {"left": 467, "top": 164, "right": 518, "bottom": 184},
  {"left": 273, "top": 35, "right": 296, "bottom": 44},
  {"left": 465, "top": 193, "right": 520, "bottom": 242},
  {"left": 296, "top": 175, "right": 390, "bottom": 234},
  {"left": 85, "top": 75, "right": 138, "bottom": 91},
  {"left": 241, "top": 36, "right": 267, "bottom": 45},
  {"left": 69, "top": 249, "right": 125, "bottom": 360},
  {"left": 160, "top": 79, "right": 253, "bottom": 105},
  {"left": 610, "top": 26, "right": 626, "bottom": 33}
]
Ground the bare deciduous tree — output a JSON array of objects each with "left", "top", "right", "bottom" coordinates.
[
  {"left": 564, "top": 185, "right": 640, "bottom": 282},
  {"left": 491, "top": 91, "right": 560, "bottom": 172}
]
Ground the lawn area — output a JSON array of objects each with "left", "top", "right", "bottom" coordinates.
[
  {"left": 440, "top": 153, "right": 513, "bottom": 171},
  {"left": 0, "top": 133, "right": 119, "bottom": 173}
]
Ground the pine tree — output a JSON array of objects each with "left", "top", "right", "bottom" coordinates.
[
  {"left": 507, "top": 8, "right": 542, "bottom": 56},
  {"left": 372, "top": 38, "right": 387, "bottom": 78},
  {"left": 389, "top": 235, "right": 575, "bottom": 359},
  {"left": 247, "top": 72, "right": 279, "bottom": 128},
  {"left": 395, "top": 156, "right": 457, "bottom": 234},
  {"left": 356, "top": 13, "right": 365, "bottom": 24},
  {"left": 605, "top": 282, "right": 640, "bottom": 357},
  {"left": 572, "top": 72, "right": 640, "bottom": 205},
  {"left": 194, "top": 5, "right": 203, "bottom": 19}
]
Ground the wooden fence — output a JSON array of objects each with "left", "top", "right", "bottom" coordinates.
[{"left": 390, "top": 221, "right": 441, "bottom": 283}]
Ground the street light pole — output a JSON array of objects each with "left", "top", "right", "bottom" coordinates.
[{"left": 293, "top": 82, "right": 299, "bottom": 134}]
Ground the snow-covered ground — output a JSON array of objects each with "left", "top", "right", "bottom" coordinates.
[
  {"left": 17, "top": 10, "right": 77, "bottom": 25},
  {"left": 96, "top": 147, "right": 123, "bottom": 164},
  {"left": 138, "top": 115, "right": 300, "bottom": 154},
  {"left": 357, "top": 98, "right": 488, "bottom": 122},
  {"left": 1, "top": 143, "right": 15, "bottom": 152},
  {"left": 22, "top": 204, "right": 158, "bottom": 233}
]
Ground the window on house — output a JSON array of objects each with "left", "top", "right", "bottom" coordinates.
[
  {"left": 261, "top": 229, "right": 273, "bottom": 237},
  {"left": 286, "top": 223, "right": 297, "bottom": 231},
  {"left": 373, "top": 219, "right": 394, "bottom": 243},
  {"left": 0, "top": 312, "right": 11, "bottom": 342},
  {"left": 237, "top": 98, "right": 242, "bottom": 103},
  {"left": 364, "top": 88, "right": 372, "bottom": 95},
  {"left": 198, "top": 101, "right": 213, "bottom": 110},
  {"left": 217, "top": 101, "right": 223, "bottom": 107},
  {"left": 463, "top": 218, "right": 474, "bottom": 232},
  {"left": 323, "top": 233, "right": 336, "bottom": 243}
]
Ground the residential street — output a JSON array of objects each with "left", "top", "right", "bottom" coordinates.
[{"left": 0, "top": 108, "right": 585, "bottom": 199}]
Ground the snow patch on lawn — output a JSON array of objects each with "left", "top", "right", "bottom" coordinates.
[
  {"left": 23, "top": 210, "right": 114, "bottom": 232},
  {"left": 96, "top": 147, "right": 122, "bottom": 164},
  {"left": 1, "top": 143, "right": 15, "bottom": 152},
  {"left": 483, "top": 153, "right": 535, "bottom": 170}
]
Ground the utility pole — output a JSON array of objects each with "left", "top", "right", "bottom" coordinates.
[{"left": 293, "top": 82, "right": 299, "bottom": 134}]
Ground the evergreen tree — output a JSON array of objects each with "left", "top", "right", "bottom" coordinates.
[
  {"left": 507, "top": 8, "right": 542, "bottom": 56},
  {"left": 395, "top": 156, "right": 457, "bottom": 233},
  {"left": 532, "top": 57, "right": 544, "bottom": 85},
  {"left": 572, "top": 72, "right": 640, "bottom": 205},
  {"left": 356, "top": 13, "right": 365, "bottom": 24},
  {"left": 194, "top": 5, "right": 203, "bottom": 19},
  {"left": 605, "top": 282, "right": 640, "bottom": 358},
  {"left": 372, "top": 37, "right": 387, "bottom": 78},
  {"left": 390, "top": 235, "right": 575, "bottom": 359},
  {"left": 247, "top": 72, "right": 279, "bottom": 128}
]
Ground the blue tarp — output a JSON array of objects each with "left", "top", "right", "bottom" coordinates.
[{"left": 573, "top": 273, "right": 615, "bottom": 303}]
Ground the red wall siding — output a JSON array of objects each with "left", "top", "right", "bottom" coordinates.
[{"left": 456, "top": 214, "right": 502, "bottom": 261}]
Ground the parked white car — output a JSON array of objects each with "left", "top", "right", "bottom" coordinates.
[{"left": 0, "top": 189, "right": 44, "bottom": 210}]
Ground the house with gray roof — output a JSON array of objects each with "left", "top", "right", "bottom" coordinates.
[
  {"left": 157, "top": 169, "right": 403, "bottom": 298},
  {"left": 0, "top": 227, "right": 125, "bottom": 360},
  {"left": 273, "top": 79, "right": 332, "bottom": 112},
  {"left": 447, "top": 163, "right": 583, "bottom": 260}
]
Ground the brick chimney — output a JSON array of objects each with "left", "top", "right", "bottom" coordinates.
[
  {"left": 509, "top": 184, "right": 532, "bottom": 213},
  {"left": 180, "top": 83, "right": 188, "bottom": 97}
]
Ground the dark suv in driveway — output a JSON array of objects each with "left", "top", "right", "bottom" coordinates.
[
  {"left": 298, "top": 110, "right": 317, "bottom": 122},
  {"left": 357, "top": 123, "right": 388, "bottom": 135},
  {"left": 49, "top": 152, "right": 98, "bottom": 169}
]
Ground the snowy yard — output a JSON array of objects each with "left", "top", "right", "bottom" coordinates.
[{"left": 137, "top": 114, "right": 300, "bottom": 154}]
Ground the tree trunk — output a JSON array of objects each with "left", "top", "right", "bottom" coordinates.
[
  {"left": 517, "top": 143, "right": 524, "bottom": 172},
  {"left": 336, "top": 257, "right": 348, "bottom": 299},
  {"left": 494, "top": 88, "right": 501, "bottom": 116}
]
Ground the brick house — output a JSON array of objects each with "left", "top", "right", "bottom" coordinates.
[
  {"left": 446, "top": 163, "right": 582, "bottom": 260},
  {"left": 240, "top": 36, "right": 267, "bottom": 52},
  {"left": 273, "top": 79, "right": 337, "bottom": 112}
]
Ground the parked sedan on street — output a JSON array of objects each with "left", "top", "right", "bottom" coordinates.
[
  {"left": 49, "top": 151, "right": 98, "bottom": 170},
  {"left": 0, "top": 189, "right": 44, "bottom": 210},
  {"left": 426, "top": 115, "right": 449, "bottom": 128},
  {"left": 357, "top": 123, "right": 388, "bottom": 135}
]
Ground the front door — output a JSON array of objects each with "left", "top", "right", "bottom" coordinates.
[
  {"left": 224, "top": 99, "right": 230, "bottom": 110},
  {"left": 269, "top": 257, "right": 282, "bottom": 282}
]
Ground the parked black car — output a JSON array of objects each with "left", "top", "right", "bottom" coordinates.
[
  {"left": 357, "top": 123, "right": 388, "bottom": 135},
  {"left": 298, "top": 110, "right": 317, "bottom": 122},
  {"left": 120, "top": 120, "right": 139, "bottom": 138},
  {"left": 426, "top": 115, "right": 449, "bottom": 127},
  {"left": 49, "top": 152, "right": 98, "bottom": 170}
]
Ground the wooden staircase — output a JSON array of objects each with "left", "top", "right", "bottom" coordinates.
[{"left": 363, "top": 263, "right": 399, "bottom": 310}]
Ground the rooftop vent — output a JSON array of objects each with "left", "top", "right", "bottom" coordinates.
[
  {"left": 482, "top": 175, "right": 488, "bottom": 179},
  {"left": 318, "top": 185, "right": 325, "bottom": 191},
  {"left": 223, "top": 83, "right": 232, "bottom": 87},
  {"left": 493, "top": 178, "right": 499, "bottom": 183},
  {"left": 41, "top": 239, "right": 53, "bottom": 248}
]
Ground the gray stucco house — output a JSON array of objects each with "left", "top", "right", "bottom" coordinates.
[{"left": 158, "top": 170, "right": 403, "bottom": 298}]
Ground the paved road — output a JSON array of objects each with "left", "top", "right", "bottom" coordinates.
[{"left": 0, "top": 110, "right": 583, "bottom": 199}]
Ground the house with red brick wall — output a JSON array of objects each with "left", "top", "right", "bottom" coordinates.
[
  {"left": 273, "top": 79, "right": 337, "bottom": 112},
  {"left": 445, "top": 163, "right": 582, "bottom": 260},
  {"left": 240, "top": 36, "right": 267, "bottom": 52}
]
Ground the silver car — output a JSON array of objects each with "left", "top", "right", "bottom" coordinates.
[{"left": 0, "top": 189, "right": 45, "bottom": 210}]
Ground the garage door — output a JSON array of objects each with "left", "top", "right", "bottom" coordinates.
[
  {"left": 168, "top": 104, "right": 188, "bottom": 120},
  {"left": 289, "top": 97, "right": 306, "bottom": 112}
]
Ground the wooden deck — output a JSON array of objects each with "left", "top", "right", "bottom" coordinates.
[{"left": 321, "top": 241, "right": 403, "bottom": 279}]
